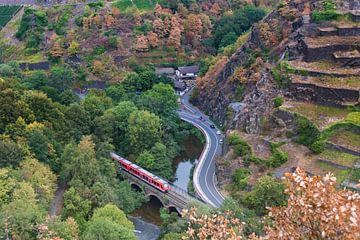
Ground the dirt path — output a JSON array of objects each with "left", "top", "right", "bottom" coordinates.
[{"left": 49, "top": 182, "right": 67, "bottom": 217}]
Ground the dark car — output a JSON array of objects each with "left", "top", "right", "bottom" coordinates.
[
  {"left": 198, "top": 116, "right": 203, "bottom": 120},
  {"left": 210, "top": 124, "right": 215, "bottom": 129}
]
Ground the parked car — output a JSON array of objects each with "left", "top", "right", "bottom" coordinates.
[
  {"left": 219, "top": 139, "right": 223, "bottom": 144},
  {"left": 216, "top": 130, "right": 221, "bottom": 135},
  {"left": 210, "top": 124, "right": 215, "bottom": 129}
]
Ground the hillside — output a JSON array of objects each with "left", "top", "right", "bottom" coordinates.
[{"left": 193, "top": 0, "right": 360, "bottom": 193}]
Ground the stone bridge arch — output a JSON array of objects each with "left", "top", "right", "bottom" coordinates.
[
  {"left": 130, "top": 182, "right": 143, "bottom": 192},
  {"left": 167, "top": 206, "right": 182, "bottom": 216},
  {"left": 146, "top": 194, "right": 165, "bottom": 208}
]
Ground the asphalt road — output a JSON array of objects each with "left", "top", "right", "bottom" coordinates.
[{"left": 179, "top": 90, "right": 225, "bottom": 207}]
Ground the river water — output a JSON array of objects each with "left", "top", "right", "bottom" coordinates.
[{"left": 130, "top": 135, "right": 203, "bottom": 234}]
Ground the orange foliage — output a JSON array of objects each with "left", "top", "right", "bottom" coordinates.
[
  {"left": 134, "top": 35, "right": 149, "bottom": 52},
  {"left": 184, "top": 169, "right": 360, "bottom": 240},
  {"left": 259, "top": 168, "right": 360, "bottom": 240},
  {"left": 183, "top": 208, "right": 243, "bottom": 240},
  {"left": 147, "top": 32, "right": 159, "bottom": 49},
  {"left": 196, "top": 57, "right": 228, "bottom": 90},
  {"left": 111, "top": 7, "right": 120, "bottom": 18}
]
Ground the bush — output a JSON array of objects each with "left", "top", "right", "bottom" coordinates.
[
  {"left": 233, "top": 142, "right": 252, "bottom": 157},
  {"left": 227, "top": 133, "right": 242, "bottom": 146},
  {"left": 232, "top": 168, "right": 251, "bottom": 190},
  {"left": 349, "top": 168, "right": 360, "bottom": 182},
  {"left": 295, "top": 115, "right": 321, "bottom": 147},
  {"left": 266, "top": 142, "right": 288, "bottom": 168},
  {"left": 312, "top": 10, "right": 340, "bottom": 23},
  {"left": 273, "top": 96, "right": 284, "bottom": 108},
  {"left": 310, "top": 139, "right": 326, "bottom": 154},
  {"left": 346, "top": 112, "right": 360, "bottom": 125}
]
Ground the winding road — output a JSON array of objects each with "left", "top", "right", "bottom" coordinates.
[{"left": 179, "top": 90, "right": 225, "bottom": 207}]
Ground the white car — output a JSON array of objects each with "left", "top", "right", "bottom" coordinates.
[
  {"left": 219, "top": 139, "right": 223, "bottom": 144},
  {"left": 216, "top": 130, "right": 221, "bottom": 135}
]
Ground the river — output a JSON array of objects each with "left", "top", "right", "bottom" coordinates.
[{"left": 129, "top": 135, "right": 203, "bottom": 238}]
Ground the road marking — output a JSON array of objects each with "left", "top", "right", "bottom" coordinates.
[{"left": 180, "top": 113, "right": 224, "bottom": 207}]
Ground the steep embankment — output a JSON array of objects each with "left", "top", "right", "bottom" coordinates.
[{"left": 194, "top": 0, "right": 314, "bottom": 134}]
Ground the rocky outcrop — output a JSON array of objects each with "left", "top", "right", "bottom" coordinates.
[{"left": 194, "top": 0, "right": 314, "bottom": 134}]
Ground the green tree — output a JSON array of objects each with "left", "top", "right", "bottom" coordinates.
[
  {"left": 0, "top": 138, "right": 25, "bottom": 167},
  {"left": 140, "top": 83, "right": 178, "bottom": 120},
  {"left": 62, "top": 187, "right": 91, "bottom": 229},
  {"left": 61, "top": 136, "right": 100, "bottom": 186},
  {"left": 0, "top": 88, "right": 35, "bottom": 132},
  {"left": 82, "top": 204, "right": 136, "bottom": 240},
  {"left": 49, "top": 67, "right": 74, "bottom": 92},
  {"left": 150, "top": 142, "right": 172, "bottom": 179},
  {"left": 64, "top": 104, "right": 92, "bottom": 140},
  {"left": 22, "top": 70, "right": 48, "bottom": 90},
  {"left": 0, "top": 168, "right": 17, "bottom": 206},
  {"left": 136, "top": 151, "right": 155, "bottom": 170},
  {"left": 18, "top": 158, "right": 57, "bottom": 208},
  {"left": 27, "top": 128, "right": 58, "bottom": 170},
  {"left": 128, "top": 110, "right": 163, "bottom": 155},
  {"left": 82, "top": 90, "right": 113, "bottom": 120},
  {"left": 105, "top": 83, "right": 126, "bottom": 103},
  {"left": 241, "top": 175, "right": 287, "bottom": 216},
  {"left": 0, "top": 182, "right": 46, "bottom": 239}
]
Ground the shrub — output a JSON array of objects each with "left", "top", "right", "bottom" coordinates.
[
  {"left": 310, "top": 139, "right": 326, "bottom": 154},
  {"left": 346, "top": 112, "right": 360, "bottom": 125},
  {"left": 232, "top": 168, "right": 251, "bottom": 190},
  {"left": 295, "top": 115, "right": 321, "bottom": 147},
  {"left": 349, "top": 168, "right": 360, "bottom": 182},
  {"left": 273, "top": 96, "right": 284, "bottom": 108},
  {"left": 227, "top": 133, "right": 243, "bottom": 146},
  {"left": 312, "top": 10, "right": 340, "bottom": 23},
  {"left": 233, "top": 142, "right": 252, "bottom": 157}
]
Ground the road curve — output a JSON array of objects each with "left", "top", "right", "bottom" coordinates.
[{"left": 179, "top": 90, "right": 225, "bottom": 207}]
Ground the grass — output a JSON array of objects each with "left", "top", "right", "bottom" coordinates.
[
  {"left": 282, "top": 101, "right": 351, "bottom": 129},
  {"left": 318, "top": 149, "right": 359, "bottom": 167},
  {"left": 291, "top": 75, "right": 360, "bottom": 90},
  {"left": 113, "top": 0, "right": 158, "bottom": 11},
  {"left": 328, "top": 129, "right": 360, "bottom": 151},
  {"left": 316, "top": 161, "right": 350, "bottom": 183},
  {"left": 287, "top": 60, "right": 360, "bottom": 75}
]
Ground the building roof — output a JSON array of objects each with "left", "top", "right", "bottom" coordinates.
[
  {"left": 173, "top": 80, "right": 186, "bottom": 91},
  {"left": 177, "top": 65, "right": 199, "bottom": 74}
]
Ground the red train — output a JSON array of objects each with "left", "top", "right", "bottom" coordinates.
[{"left": 111, "top": 152, "right": 171, "bottom": 192}]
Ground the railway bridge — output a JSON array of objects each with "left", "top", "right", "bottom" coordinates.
[{"left": 119, "top": 168, "right": 204, "bottom": 215}]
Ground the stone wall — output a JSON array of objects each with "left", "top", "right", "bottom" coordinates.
[
  {"left": 338, "top": 27, "right": 360, "bottom": 36},
  {"left": 289, "top": 82, "right": 359, "bottom": 105},
  {"left": 304, "top": 44, "right": 360, "bottom": 62},
  {"left": 19, "top": 61, "right": 50, "bottom": 71}
]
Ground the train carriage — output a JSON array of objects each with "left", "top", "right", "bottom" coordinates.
[{"left": 110, "top": 152, "right": 170, "bottom": 192}]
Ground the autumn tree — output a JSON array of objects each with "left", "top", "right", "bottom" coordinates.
[
  {"left": 153, "top": 18, "right": 167, "bottom": 38},
  {"left": 111, "top": 7, "right": 120, "bottom": 18},
  {"left": 184, "top": 14, "right": 202, "bottom": 46},
  {"left": 183, "top": 208, "right": 243, "bottom": 239},
  {"left": 50, "top": 40, "right": 63, "bottom": 59},
  {"left": 257, "top": 168, "right": 360, "bottom": 240},
  {"left": 167, "top": 25, "right": 181, "bottom": 49},
  {"left": 210, "top": 3, "right": 221, "bottom": 17},
  {"left": 147, "top": 32, "right": 159, "bottom": 49},
  {"left": 134, "top": 35, "right": 149, "bottom": 52}
]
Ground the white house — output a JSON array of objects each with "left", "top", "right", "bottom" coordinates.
[{"left": 175, "top": 65, "right": 199, "bottom": 79}]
